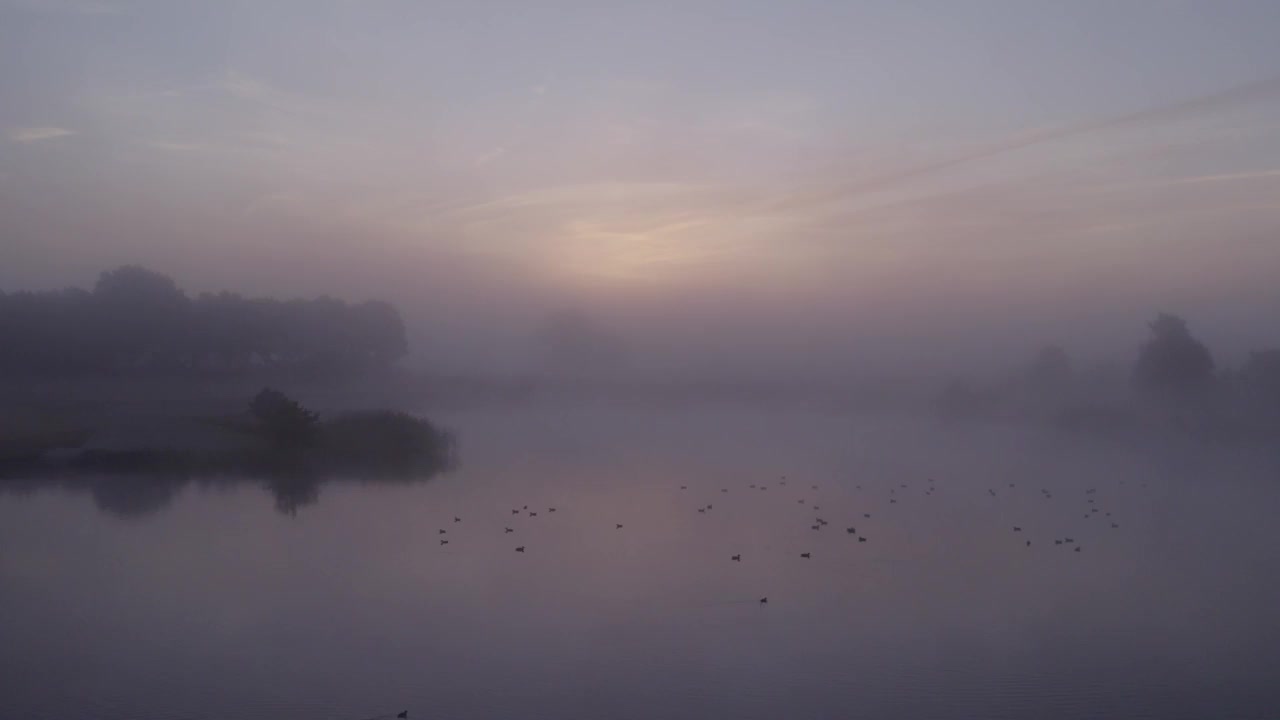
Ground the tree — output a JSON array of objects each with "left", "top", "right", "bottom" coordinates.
[
  {"left": 1131, "top": 313, "right": 1215, "bottom": 409},
  {"left": 250, "top": 388, "right": 320, "bottom": 449}
]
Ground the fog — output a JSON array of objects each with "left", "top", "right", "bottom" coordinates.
[
  {"left": 5, "top": 2, "right": 1280, "bottom": 382},
  {"left": 4, "top": 3, "right": 1280, "bottom": 719}
]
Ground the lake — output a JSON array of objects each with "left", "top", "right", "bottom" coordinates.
[{"left": 2, "top": 403, "right": 1279, "bottom": 720}]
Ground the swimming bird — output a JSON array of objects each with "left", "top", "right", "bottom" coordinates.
[
  {"left": 1055, "top": 540, "right": 1062, "bottom": 545},
  {"left": 1026, "top": 540, "right": 1031, "bottom": 547},
  {"left": 698, "top": 508, "right": 706, "bottom": 514},
  {"left": 706, "top": 504, "right": 713, "bottom": 510},
  {"left": 846, "top": 527, "right": 856, "bottom": 534},
  {"left": 438, "top": 529, "right": 446, "bottom": 534},
  {"left": 864, "top": 513, "right": 871, "bottom": 518},
  {"left": 505, "top": 527, "right": 514, "bottom": 533},
  {"left": 522, "top": 505, "right": 528, "bottom": 510},
  {"left": 616, "top": 524, "right": 623, "bottom": 529},
  {"left": 515, "top": 546, "right": 525, "bottom": 552},
  {"left": 811, "top": 525, "right": 820, "bottom": 530},
  {"left": 1013, "top": 527, "right": 1022, "bottom": 532},
  {"left": 512, "top": 509, "right": 519, "bottom": 515},
  {"left": 398, "top": 712, "right": 408, "bottom": 719},
  {"left": 760, "top": 597, "right": 768, "bottom": 604},
  {"left": 529, "top": 512, "right": 537, "bottom": 517},
  {"left": 1074, "top": 546, "right": 1081, "bottom": 552},
  {"left": 798, "top": 499, "right": 806, "bottom": 504},
  {"left": 680, "top": 486, "right": 687, "bottom": 490},
  {"left": 858, "top": 537, "right": 867, "bottom": 543},
  {"left": 440, "top": 540, "right": 448, "bottom": 546},
  {"left": 731, "top": 554, "right": 741, "bottom": 562},
  {"left": 549, "top": 507, "right": 557, "bottom": 512},
  {"left": 801, "top": 552, "right": 811, "bottom": 558},
  {"left": 721, "top": 488, "right": 729, "bottom": 493},
  {"left": 454, "top": 516, "right": 461, "bottom": 523}
]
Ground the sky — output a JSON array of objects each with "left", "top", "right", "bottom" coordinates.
[{"left": 2, "top": 0, "right": 1280, "bottom": 374}]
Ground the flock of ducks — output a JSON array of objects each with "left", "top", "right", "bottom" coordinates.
[
  {"left": 428, "top": 473, "right": 1132, "bottom": 608},
  {"left": 375, "top": 470, "right": 1139, "bottom": 720}
]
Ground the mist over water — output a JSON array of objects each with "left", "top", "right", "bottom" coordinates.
[
  {"left": 3, "top": 403, "right": 1279, "bottom": 720},
  {"left": 5, "top": 2, "right": 1280, "bottom": 718}
]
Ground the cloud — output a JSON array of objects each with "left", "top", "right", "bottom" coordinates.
[
  {"left": 7, "top": 127, "right": 76, "bottom": 144},
  {"left": 5, "top": 0, "right": 126, "bottom": 15}
]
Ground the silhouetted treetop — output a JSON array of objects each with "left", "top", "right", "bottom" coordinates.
[{"left": 1132, "top": 312, "right": 1215, "bottom": 407}]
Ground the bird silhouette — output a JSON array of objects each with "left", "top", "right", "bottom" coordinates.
[
  {"left": 440, "top": 540, "right": 448, "bottom": 546},
  {"left": 438, "top": 529, "right": 446, "bottom": 535},
  {"left": 616, "top": 524, "right": 623, "bottom": 529},
  {"left": 505, "top": 527, "right": 514, "bottom": 533},
  {"left": 864, "top": 513, "right": 871, "bottom": 518},
  {"left": 698, "top": 508, "right": 706, "bottom": 513},
  {"left": 548, "top": 508, "right": 557, "bottom": 512},
  {"left": 1013, "top": 527, "right": 1022, "bottom": 532},
  {"left": 731, "top": 554, "right": 741, "bottom": 562},
  {"left": 398, "top": 711, "right": 408, "bottom": 719},
  {"left": 515, "top": 546, "right": 525, "bottom": 552},
  {"left": 800, "top": 552, "right": 811, "bottom": 558},
  {"left": 529, "top": 512, "right": 537, "bottom": 517},
  {"left": 760, "top": 597, "right": 768, "bottom": 604},
  {"left": 846, "top": 527, "right": 856, "bottom": 534},
  {"left": 454, "top": 516, "right": 461, "bottom": 523}
]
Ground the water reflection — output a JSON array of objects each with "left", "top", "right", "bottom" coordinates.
[{"left": 0, "top": 459, "right": 455, "bottom": 519}]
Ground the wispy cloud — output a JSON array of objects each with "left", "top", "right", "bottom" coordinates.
[
  {"left": 7, "top": 127, "right": 76, "bottom": 143},
  {"left": 5, "top": 0, "right": 126, "bottom": 15}
]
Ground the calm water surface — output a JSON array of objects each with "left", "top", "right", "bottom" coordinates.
[{"left": 2, "top": 404, "right": 1279, "bottom": 719}]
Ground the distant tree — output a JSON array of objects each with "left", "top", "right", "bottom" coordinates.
[
  {"left": 535, "top": 309, "right": 627, "bottom": 376},
  {"left": 0, "top": 265, "right": 411, "bottom": 376},
  {"left": 1025, "top": 345, "right": 1072, "bottom": 393},
  {"left": 92, "top": 265, "right": 191, "bottom": 369},
  {"left": 250, "top": 388, "right": 320, "bottom": 449},
  {"left": 1131, "top": 313, "right": 1215, "bottom": 409}
]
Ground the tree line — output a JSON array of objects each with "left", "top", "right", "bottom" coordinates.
[
  {"left": 0, "top": 266, "right": 408, "bottom": 375},
  {"left": 937, "top": 312, "right": 1280, "bottom": 436}
]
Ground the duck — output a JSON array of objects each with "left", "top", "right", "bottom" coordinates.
[
  {"left": 731, "top": 554, "right": 741, "bottom": 562},
  {"left": 504, "top": 527, "right": 514, "bottom": 533},
  {"left": 515, "top": 546, "right": 525, "bottom": 552},
  {"left": 398, "top": 712, "right": 408, "bottom": 719},
  {"left": 759, "top": 597, "right": 768, "bottom": 604},
  {"left": 858, "top": 537, "right": 867, "bottom": 543},
  {"left": 454, "top": 516, "right": 461, "bottom": 523},
  {"left": 440, "top": 539, "right": 448, "bottom": 546},
  {"left": 800, "top": 552, "right": 811, "bottom": 559},
  {"left": 438, "top": 529, "right": 446, "bottom": 535},
  {"left": 846, "top": 527, "right": 856, "bottom": 534},
  {"left": 616, "top": 524, "right": 624, "bottom": 529}
]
